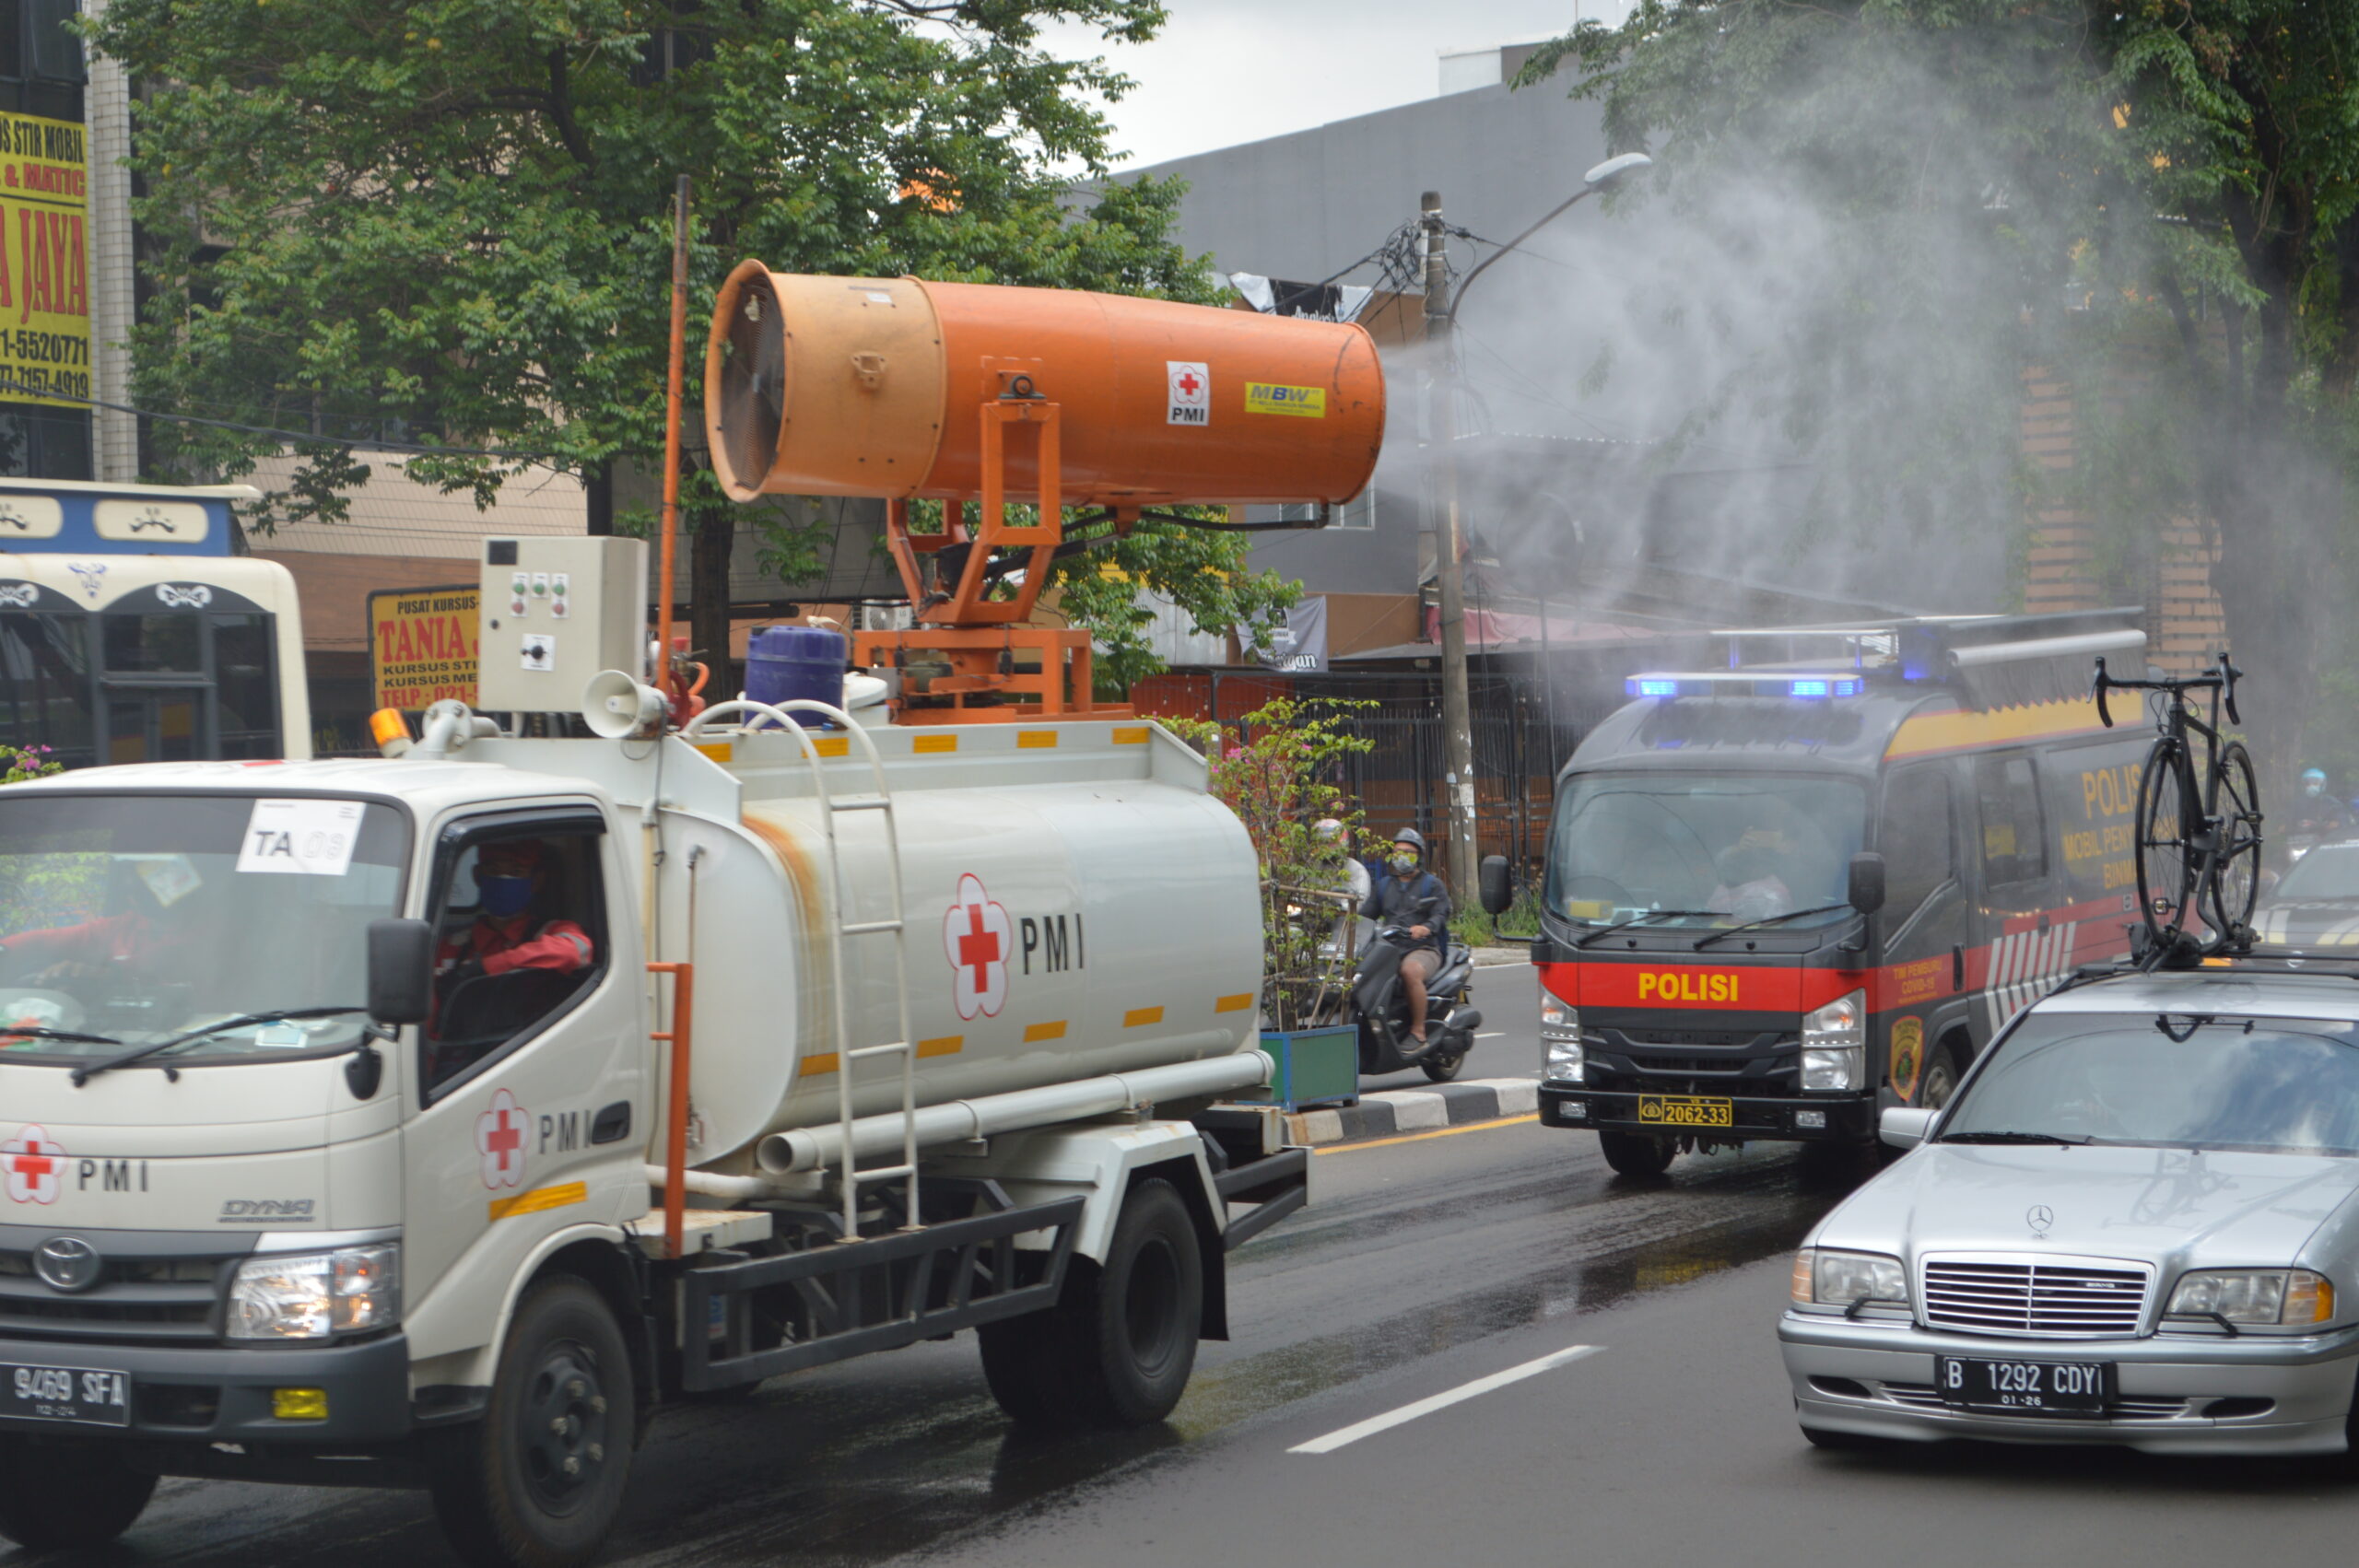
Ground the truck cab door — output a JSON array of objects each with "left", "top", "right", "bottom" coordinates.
[{"left": 398, "top": 808, "right": 645, "bottom": 1359}]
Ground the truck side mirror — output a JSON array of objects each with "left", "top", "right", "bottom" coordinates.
[
  {"left": 367, "top": 918, "right": 437, "bottom": 1026},
  {"left": 1847, "top": 851, "right": 1887, "bottom": 915},
  {"left": 1479, "top": 855, "right": 1512, "bottom": 916}
]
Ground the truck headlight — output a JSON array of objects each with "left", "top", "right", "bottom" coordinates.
[
  {"left": 228, "top": 1245, "right": 401, "bottom": 1340},
  {"left": 2166, "top": 1269, "right": 2336, "bottom": 1327},
  {"left": 1801, "top": 989, "right": 1866, "bottom": 1092},
  {"left": 1791, "top": 1246, "right": 1907, "bottom": 1309},
  {"left": 1541, "top": 992, "right": 1582, "bottom": 1082}
]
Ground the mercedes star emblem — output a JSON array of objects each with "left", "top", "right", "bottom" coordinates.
[
  {"left": 32, "top": 1235, "right": 100, "bottom": 1293},
  {"left": 2026, "top": 1204, "right": 2055, "bottom": 1235}
]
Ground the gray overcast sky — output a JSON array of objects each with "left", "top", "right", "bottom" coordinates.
[{"left": 1037, "top": 2, "right": 1632, "bottom": 170}]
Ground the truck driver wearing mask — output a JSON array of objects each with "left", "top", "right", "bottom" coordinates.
[{"left": 436, "top": 839, "right": 594, "bottom": 987}]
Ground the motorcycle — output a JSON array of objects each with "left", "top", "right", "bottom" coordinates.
[{"left": 1350, "top": 925, "right": 1483, "bottom": 1082}]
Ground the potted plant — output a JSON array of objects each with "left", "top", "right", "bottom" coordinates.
[{"left": 1169, "top": 698, "right": 1371, "bottom": 1110}]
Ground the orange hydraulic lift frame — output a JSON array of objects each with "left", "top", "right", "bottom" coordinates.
[{"left": 704, "top": 263, "right": 1385, "bottom": 722}]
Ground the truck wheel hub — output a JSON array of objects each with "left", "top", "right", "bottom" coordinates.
[{"left": 519, "top": 1341, "right": 608, "bottom": 1511}]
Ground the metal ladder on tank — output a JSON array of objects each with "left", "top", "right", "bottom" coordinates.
[{"left": 684, "top": 699, "right": 919, "bottom": 1240}]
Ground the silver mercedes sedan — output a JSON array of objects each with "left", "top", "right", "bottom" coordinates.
[{"left": 1781, "top": 965, "right": 2359, "bottom": 1456}]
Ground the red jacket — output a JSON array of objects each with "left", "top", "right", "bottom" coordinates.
[{"left": 436, "top": 915, "right": 593, "bottom": 978}]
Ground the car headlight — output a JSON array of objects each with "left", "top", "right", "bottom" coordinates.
[
  {"left": 1801, "top": 988, "right": 1866, "bottom": 1092},
  {"left": 228, "top": 1245, "right": 401, "bottom": 1340},
  {"left": 1790, "top": 1246, "right": 1908, "bottom": 1309},
  {"left": 1541, "top": 991, "right": 1582, "bottom": 1082},
  {"left": 2166, "top": 1269, "right": 2336, "bottom": 1327}
]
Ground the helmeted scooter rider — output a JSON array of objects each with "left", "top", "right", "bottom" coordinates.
[
  {"left": 1362, "top": 828, "right": 1451, "bottom": 1044},
  {"left": 2294, "top": 768, "right": 2353, "bottom": 843}
]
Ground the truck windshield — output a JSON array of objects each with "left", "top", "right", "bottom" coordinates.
[
  {"left": 1940, "top": 1013, "right": 2359, "bottom": 1156},
  {"left": 1544, "top": 772, "right": 1865, "bottom": 930},
  {"left": 0, "top": 793, "right": 406, "bottom": 1067}
]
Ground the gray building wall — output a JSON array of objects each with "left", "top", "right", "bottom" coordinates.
[{"left": 1118, "top": 72, "right": 1611, "bottom": 608}]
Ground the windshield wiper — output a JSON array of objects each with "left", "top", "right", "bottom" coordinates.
[
  {"left": 1573, "top": 909, "right": 1719, "bottom": 949},
  {"left": 1691, "top": 905, "right": 1856, "bottom": 950},
  {"left": 0, "top": 1024, "right": 123, "bottom": 1047},
  {"left": 1939, "top": 1129, "right": 2092, "bottom": 1146},
  {"left": 71, "top": 1006, "right": 370, "bottom": 1087}
]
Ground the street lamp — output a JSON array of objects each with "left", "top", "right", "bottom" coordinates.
[{"left": 1421, "top": 152, "right": 1652, "bottom": 903}]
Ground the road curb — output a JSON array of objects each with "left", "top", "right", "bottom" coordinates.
[{"left": 1285, "top": 1078, "right": 1538, "bottom": 1146}]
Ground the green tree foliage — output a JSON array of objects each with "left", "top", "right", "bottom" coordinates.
[
  {"left": 1167, "top": 697, "right": 1372, "bottom": 1029},
  {"left": 1528, "top": 0, "right": 2359, "bottom": 773},
  {"left": 90, "top": 0, "right": 1292, "bottom": 687}
]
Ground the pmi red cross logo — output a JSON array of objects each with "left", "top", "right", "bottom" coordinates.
[
  {"left": 943, "top": 872, "right": 1012, "bottom": 1021},
  {"left": 475, "top": 1088, "right": 528, "bottom": 1191},
  {"left": 3, "top": 1123, "right": 63, "bottom": 1205}
]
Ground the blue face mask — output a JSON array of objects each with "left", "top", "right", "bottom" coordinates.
[
  {"left": 1391, "top": 853, "right": 1419, "bottom": 876},
  {"left": 478, "top": 875, "right": 534, "bottom": 919}
]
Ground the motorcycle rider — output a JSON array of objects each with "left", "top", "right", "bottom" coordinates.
[
  {"left": 2294, "top": 769, "right": 2353, "bottom": 843},
  {"left": 1362, "top": 828, "right": 1451, "bottom": 1044}
]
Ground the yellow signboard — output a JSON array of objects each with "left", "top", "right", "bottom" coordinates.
[
  {"left": 370, "top": 585, "right": 480, "bottom": 710},
  {"left": 0, "top": 112, "right": 87, "bottom": 408},
  {"left": 1244, "top": 381, "right": 1326, "bottom": 418}
]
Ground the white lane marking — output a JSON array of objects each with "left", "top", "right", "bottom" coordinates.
[
  {"left": 1288, "top": 1344, "right": 1601, "bottom": 1454},
  {"left": 1476, "top": 1031, "right": 1506, "bottom": 1038}
]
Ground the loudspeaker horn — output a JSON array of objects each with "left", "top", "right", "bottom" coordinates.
[{"left": 583, "top": 669, "right": 667, "bottom": 739}]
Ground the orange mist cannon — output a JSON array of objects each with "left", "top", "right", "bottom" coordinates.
[{"left": 705, "top": 263, "right": 1385, "bottom": 720}]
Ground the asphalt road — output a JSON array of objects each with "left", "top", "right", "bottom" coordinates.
[{"left": 32, "top": 1110, "right": 2359, "bottom": 1568}]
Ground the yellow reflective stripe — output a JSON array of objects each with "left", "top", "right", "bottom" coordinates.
[
  {"left": 1023, "top": 1020, "right": 1068, "bottom": 1042},
  {"left": 488, "top": 1181, "right": 588, "bottom": 1223},
  {"left": 798, "top": 1051, "right": 839, "bottom": 1077},
  {"left": 1112, "top": 726, "right": 1150, "bottom": 744},
  {"left": 1215, "top": 993, "right": 1254, "bottom": 1013},
  {"left": 917, "top": 1035, "right": 963, "bottom": 1058},
  {"left": 1884, "top": 697, "right": 2108, "bottom": 760},
  {"left": 913, "top": 734, "right": 957, "bottom": 753},
  {"left": 1017, "top": 731, "right": 1059, "bottom": 748},
  {"left": 1123, "top": 1006, "right": 1165, "bottom": 1027}
]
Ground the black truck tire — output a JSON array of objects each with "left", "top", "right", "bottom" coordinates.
[
  {"left": 0, "top": 1436, "right": 157, "bottom": 1550},
  {"left": 1599, "top": 1130, "right": 1674, "bottom": 1177},
  {"left": 428, "top": 1275, "right": 637, "bottom": 1568},
  {"left": 980, "top": 1177, "right": 1203, "bottom": 1431}
]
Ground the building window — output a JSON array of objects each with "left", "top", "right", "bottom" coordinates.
[
  {"left": 0, "top": 0, "right": 85, "bottom": 123},
  {"left": 1271, "top": 496, "right": 1375, "bottom": 530}
]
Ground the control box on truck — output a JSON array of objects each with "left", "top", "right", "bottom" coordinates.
[
  {"left": 1520, "top": 613, "right": 2157, "bottom": 1178},
  {"left": 0, "top": 478, "right": 311, "bottom": 766}
]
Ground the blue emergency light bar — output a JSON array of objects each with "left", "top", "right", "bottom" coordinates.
[{"left": 1625, "top": 672, "right": 1866, "bottom": 700}]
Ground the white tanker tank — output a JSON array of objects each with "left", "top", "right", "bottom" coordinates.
[{"left": 497, "top": 710, "right": 1265, "bottom": 1177}]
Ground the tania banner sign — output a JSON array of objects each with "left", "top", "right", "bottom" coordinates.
[
  {"left": 0, "top": 112, "right": 87, "bottom": 408},
  {"left": 370, "top": 585, "right": 480, "bottom": 711}
]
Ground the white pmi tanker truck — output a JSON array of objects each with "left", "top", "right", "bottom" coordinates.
[{"left": 0, "top": 538, "right": 1306, "bottom": 1567}]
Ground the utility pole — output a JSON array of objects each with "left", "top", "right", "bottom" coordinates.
[{"left": 1423, "top": 192, "right": 1479, "bottom": 901}]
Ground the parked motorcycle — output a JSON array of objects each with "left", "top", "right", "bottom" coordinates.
[{"left": 1350, "top": 926, "right": 1483, "bottom": 1082}]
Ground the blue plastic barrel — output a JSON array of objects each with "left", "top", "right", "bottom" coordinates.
[{"left": 745, "top": 626, "right": 848, "bottom": 719}]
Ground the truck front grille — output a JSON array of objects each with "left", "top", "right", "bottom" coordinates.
[
  {"left": 0, "top": 1246, "right": 226, "bottom": 1344},
  {"left": 1921, "top": 1257, "right": 2150, "bottom": 1338}
]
